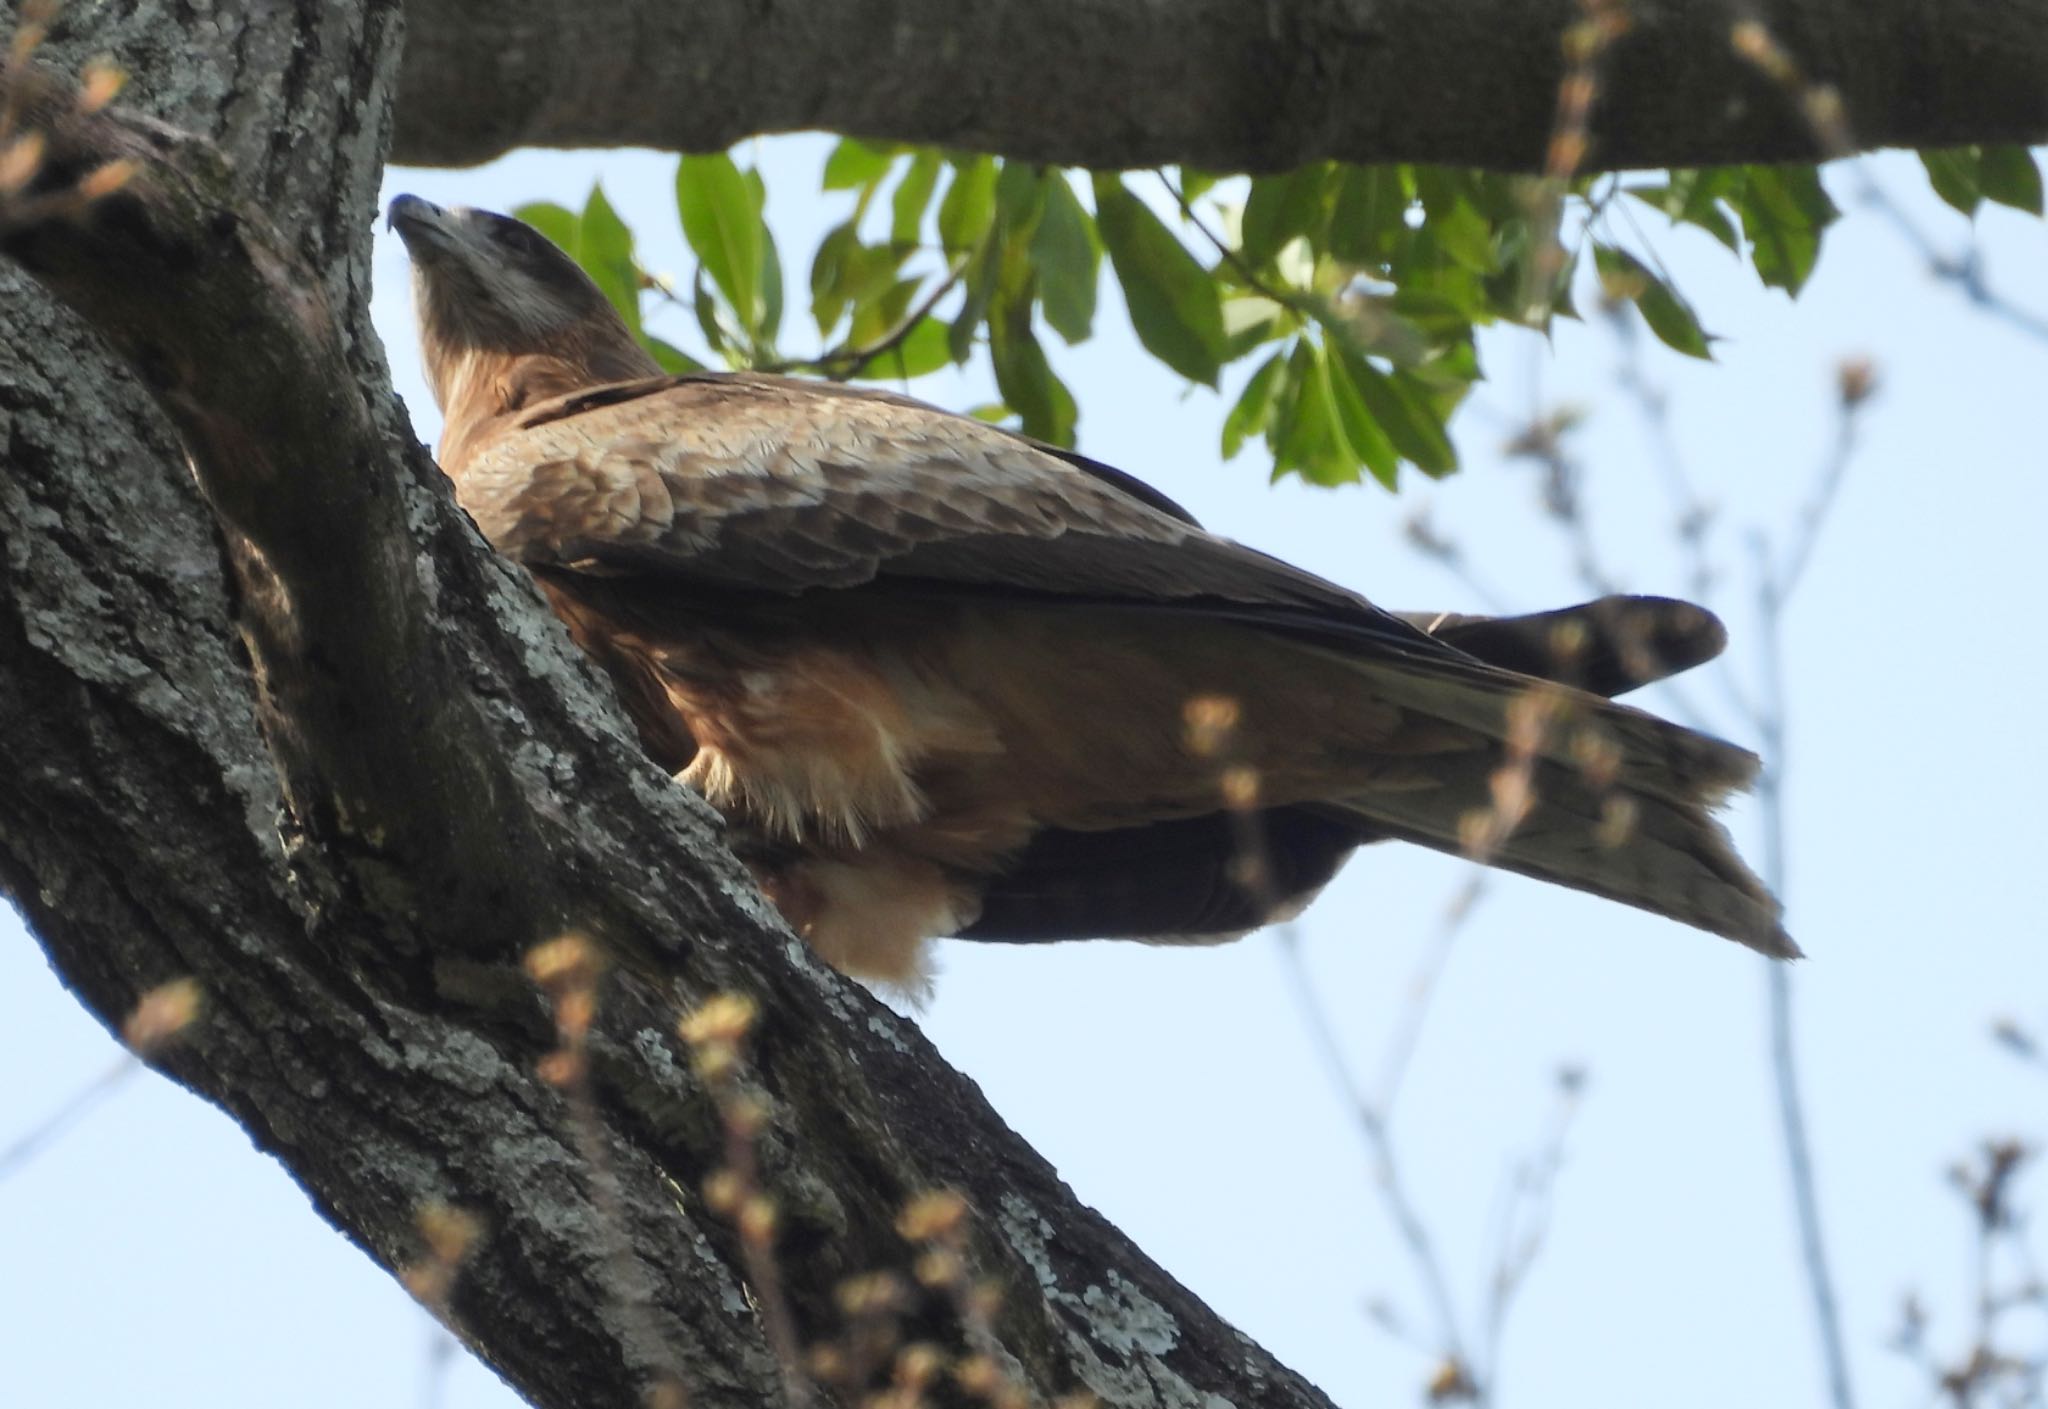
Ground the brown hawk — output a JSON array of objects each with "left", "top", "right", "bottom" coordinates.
[{"left": 389, "top": 195, "right": 1793, "bottom": 986}]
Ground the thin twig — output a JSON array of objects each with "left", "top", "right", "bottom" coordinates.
[
  {"left": 1480, "top": 1068, "right": 1584, "bottom": 1389},
  {"left": 805, "top": 256, "right": 971, "bottom": 382},
  {"left": 1372, "top": 875, "right": 1487, "bottom": 1116},
  {"left": 1773, "top": 369, "right": 1866, "bottom": 600},
  {"left": 1274, "top": 927, "right": 1475, "bottom": 1387},
  {"left": 1403, "top": 510, "right": 1515, "bottom": 612},
  {"left": 1522, "top": 0, "right": 1632, "bottom": 325},
  {"left": 652, "top": 248, "right": 969, "bottom": 384},
  {"left": 1159, "top": 170, "right": 1315, "bottom": 319},
  {"left": 1517, "top": 309, "right": 1873, "bottom": 1409},
  {"left": 1598, "top": 235, "right": 1717, "bottom": 601},
  {"left": 1, "top": 978, "right": 202, "bottom": 1184},
  {"left": 1747, "top": 382, "right": 1875, "bottom": 1409},
  {"left": 1724, "top": 11, "right": 1856, "bottom": 159},
  {"left": 0, "top": 1055, "right": 137, "bottom": 1182},
  {"left": 1854, "top": 171, "right": 2048, "bottom": 347},
  {"left": 1503, "top": 409, "right": 1622, "bottom": 597},
  {"left": 419, "top": 1331, "right": 459, "bottom": 1409}
]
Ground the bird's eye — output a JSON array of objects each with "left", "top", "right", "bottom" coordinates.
[{"left": 490, "top": 218, "right": 556, "bottom": 257}]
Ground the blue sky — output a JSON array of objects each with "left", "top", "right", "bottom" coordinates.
[{"left": 3, "top": 141, "right": 2044, "bottom": 1408}]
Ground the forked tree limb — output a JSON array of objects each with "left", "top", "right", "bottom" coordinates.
[{"left": 0, "top": 13, "right": 1342, "bottom": 1409}]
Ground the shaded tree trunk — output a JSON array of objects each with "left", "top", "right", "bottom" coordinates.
[{"left": 0, "top": 5, "right": 1341, "bottom": 1407}]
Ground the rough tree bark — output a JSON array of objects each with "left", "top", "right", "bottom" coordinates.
[
  {"left": 0, "top": 4, "right": 2039, "bottom": 1409},
  {"left": 0, "top": 5, "right": 1342, "bottom": 1409},
  {"left": 393, "top": 0, "right": 2048, "bottom": 172}
]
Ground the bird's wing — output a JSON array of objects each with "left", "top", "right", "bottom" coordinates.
[
  {"left": 450, "top": 372, "right": 1786, "bottom": 956},
  {"left": 451, "top": 371, "right": 1458, "bottom": 665},
  {"left": 1400, "top": 597, "right": 1729, "bottom": 697},
  {"left": 454, "top": 372, "right": 1757, "bottom": 794}
]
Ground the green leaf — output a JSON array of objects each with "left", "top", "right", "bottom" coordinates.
[
  {"left": 1091, "top": 175, "right": 1225, "bottom": 386},
  {"left": 1625, "top": 178, "right": 1741, "bottom": 251},
  {"left": 692, "top": 269, "right": 730, "bottom": 361},
  {"left": 1979, "top": 145, "right": 2045, "bottom": 215},
  {"left": 1458, "top": 171, "right": 1528, "bottom": 225},
  {"left": 1221, "top": 293, "right": 1291, "bottom": 360},
  {"left": 890, "top": 151, "right": 942, "bottom": 247},
  {"left": 1382, "top": 288, "right": 1476, "bottom": 341},
  {"left": 1339, "top": 349, "right": 1457, "bottom": 475},
  {"left": 823, "top": 138, "right": 895, "bottom": 192},
  {"left": 1395, "top": 258, "right": 1488, "bottom": 327},
  {"left": 1320, "top": 345, "right": 1400, "bottom": 488},
  {"left": 1221, "top": 349, "right": 1288, "bottom": 459},
  {"left": 576, "top": 185, "right": 642, "bottom": 336},
  {"left": 1414, "top": 170, "right": 1496, "bottom": 273},
  {"left": 861, "top": 316, "right": 952, "bottom": 382},
  {"left": 1319, "top": 295, "right": 1431, "bottom": 368},
  {"left": 1241, "top": 164, "right": 1330, "bottom": 268},
  {"left": 849, "top": 275, "right": 926, "bottom": 349},
  {"left": 1328, "top": 165, "right": 1406, "bottom": 266},
  {"left": 1736, "top": 164, "right": 1837, "bottom": 295},
  {"left": 758, "top": 221, "right": 784, "bottom": 348},
  {"left": 1178, "top": 169, "right": 1221, "bottom": 205},
  {"left": 809, "top": 221, "right": 861, "bottom": 335},
  {"left": 512, "top": 201, "right": 579, "bottom": 253},
  {"left": 1031, "top": 175, "right": 1100, "bottom": 343},
  {"left": 996, "top": 162, "right": 1047, "bottom": 235},
  {"left": 676, "top": 153, "right": 765, "bottom": 332},
  {"left": 990, "top": 309, "right": 1078, "bottom": 446},
  {"left": 816, "top": 232, "right": 912, "bottom": 344},
  {"left": 1272, "top": 342, "right": 1348, "bottom": 485},
  {"left": 948, "top": 232, "right": 1003, "bottom": 364},
  {"left": 1406, "top": 337, "right": 1481, "bottom": 398},
  {"left": 1416, "top": 204, "right": 1495, "bottom": 274},
  {"left": 1592, "top": 244, "right": 1713, "bottom": 359},
  {"left": 1919, "top": 148, "right": 1984, "bottom": 217},
  {"left": 646, "top": 337, "right": 705, "bottom": 374},
  {"left": 938, "top": 155, "right": 1001, "bottom": 256}
]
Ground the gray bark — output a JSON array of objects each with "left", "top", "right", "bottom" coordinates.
[
  {"left": 0, "top": 6, "right": 1336, "bottom": 1408},
  {"left": 394, "top": 0, "right": 2048, "bottom": 172}
]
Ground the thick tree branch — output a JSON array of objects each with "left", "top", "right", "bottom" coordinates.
[
  {"left": 394, "top": 0, "right": 2048, "bottom": 173},
  {"left": 1, "top": 70, "right": 565, "bottom": 959},
  {"left": 0, "top": 13, "right": 1343, "bottom": 1409}
]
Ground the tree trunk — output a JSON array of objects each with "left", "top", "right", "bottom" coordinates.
[
  {"left": 0, "top": 6, "right": 1341, "bottom": 1408},
  {"left": 393, "top": 0, "right": 2048, "bottom": 172},
  {"left": 5, "top": 4, "right": 2041, "bottom": 1408}
]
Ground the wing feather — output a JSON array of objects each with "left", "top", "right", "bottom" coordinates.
[
  {"left": 453, "top": 374, "right": 1760, "bottom": 791},
  {"left": 451, "top": 372, "right": 1451, "bottom": 662}
]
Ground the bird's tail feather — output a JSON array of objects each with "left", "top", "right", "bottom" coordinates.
[
  {"left": 1351, "top": 650, "right": 1761, "bottom": 807},
  {"left": 1316, "top": 652, "right": 1795, "bottom": 957}
]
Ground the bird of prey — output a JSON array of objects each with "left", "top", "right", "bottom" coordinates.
[{"left": 389, "top": 195, "right": 1793, "bottom": 986}]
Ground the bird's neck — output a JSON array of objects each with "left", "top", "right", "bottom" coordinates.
[{"left": 430, "top": 339, "right": 661, "bottom": 475}]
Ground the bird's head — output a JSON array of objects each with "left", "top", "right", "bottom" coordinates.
[{"left": 387, "top": 195, "right": 657, "bottom": 420}]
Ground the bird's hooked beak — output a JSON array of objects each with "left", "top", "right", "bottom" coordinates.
[
  {"left": 385, "top": 193, "right": 660, "bottom": 405},
  {"left": 386, "top": 192, "right": 452, "bottom": 248},
  {"left": 386, "top": 195, "right": 502, "bottom": 285}
]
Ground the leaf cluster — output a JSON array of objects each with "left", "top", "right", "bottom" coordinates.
[{"left": 514, "top": 141, "right": 2041, "bottom": 491}]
